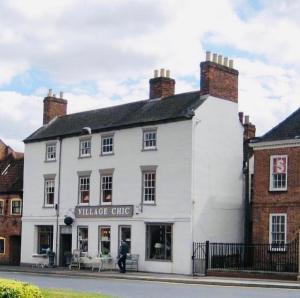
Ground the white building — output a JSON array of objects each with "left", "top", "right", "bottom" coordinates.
[{"left": 21, "top": 53, "right": 244, "bottom": 274}]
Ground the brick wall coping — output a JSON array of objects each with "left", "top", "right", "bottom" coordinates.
[{"left": 250, "top": 139, "right": 300, "bottom": 150}]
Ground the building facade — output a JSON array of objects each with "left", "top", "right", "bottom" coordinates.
[
  {"left": 250, "top": 110, "right": 300, "bottom": 247},
  {"left": 0, "top": 140, "right": 23, "bottom": 265},
  {"left": 21, "top": 53, "right": 244, "bottom": 274}
]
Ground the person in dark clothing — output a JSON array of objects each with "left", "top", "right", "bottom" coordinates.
[{"left": 118, "top": 240, "right": 129, "bottom": 273}]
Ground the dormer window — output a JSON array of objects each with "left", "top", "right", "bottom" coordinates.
[
  {"left": 46, "top": 143, "right": 56, "bottom": 161},
  {"left": 143, "top": 129, "right": 157, "bottom": 150},
  {"left": 79, "top": 138, "right": 91, "bottom": 158}
]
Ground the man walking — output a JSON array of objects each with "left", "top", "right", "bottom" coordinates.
[{"left": 118, "top": 240, "right": 129, "bottom": 273}]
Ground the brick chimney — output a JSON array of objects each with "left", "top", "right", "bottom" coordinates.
[
  {"left": 149, "top": 68, "right": 175, "bottom": 99},
  {"left": 200, "top": 51, "right": 239, "bottom": 103},
  {"left": 241, "top": 114, "right": 256, "bottom": 141},
  {"left": 43, "top": 89, "right": 67, "bottom": 125}
]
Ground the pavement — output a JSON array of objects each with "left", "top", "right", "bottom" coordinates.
[{"left": 0, "top": 265, "right": 300, "bottom": 290}]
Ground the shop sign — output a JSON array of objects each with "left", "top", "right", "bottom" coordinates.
[{"left": 75, "top": 205, "right": 134, "bottom": 218}]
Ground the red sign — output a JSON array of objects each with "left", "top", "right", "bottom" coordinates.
[{"left": 273, "top": 157, "right": 286, "bottom": 174}]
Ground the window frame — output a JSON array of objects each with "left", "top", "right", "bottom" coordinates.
[
  {"left": 45, "top": 142, "right": 57, "bottom": 162},
  {"left": 142, "top": 128, "right": 157, "bottom": 151},
  {"left": 77, "top": 226, "right": 88, "bottom": 254},
  {"left": 100, "top": 174, "right": 113, "bottom": 205},
  {"left": 101, "top": 134, "right": 114, "bottom": 156},
  {"left": 0, "top": 237, "right": 5, "bottom": 255},
  {"left": 141, "top": 166, "right": 157, "bottom": 205},
  {"left": 269, "top": 213, "right": 287, "bottom": 251},
  {"left": 78, "top": 172, "right": 91, "bottom": 205},
  {"left": 44, "top": 176, "right": 55, "bottom": 207},
  {"left": 98, "top": 226, "right": 111, "bottom": 256},
  {"left": 145, "top": 223, "right": 173, "bottom": 262},
  {"left": 10, "top": 198, "right": 22, "bottom": 216},
  {"left": 79, "top": 137, "right": 92, "bottom": 158},
  {"left": 37, "top": 225, "right": 53, "bottom": 255},
  {"left": 269, "top": 155, "right": 288, "bottom": 191},
  {"left": 0, "top": 199, "right": 4, "bottom": 216}
]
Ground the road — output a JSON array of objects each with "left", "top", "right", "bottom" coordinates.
[{"left": 0, "top": 272, "right": 299, "bottom": 298}]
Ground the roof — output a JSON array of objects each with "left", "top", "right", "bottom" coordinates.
[
  {"left": 0, "top": 155, "right": 23, "bottom": 194},
  {"left": 255, "top": 107, "right": 300, "bottom": 143},
  {"left": 24, "top": 91, "right": 206, "bottom": 143}
]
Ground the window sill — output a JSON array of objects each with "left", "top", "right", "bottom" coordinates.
[
  {"left": 43, "top": 206, "right": 55, "bottom": 209},
  {"left": 142, "top": 203, "right": 156, "bottom": 206},
  {"left": 44, "top": 159, "right": 56, "bottom": 163},
  {"left": 100, "top": 152, "right": 114, "bottom": 156},
  {"left": 268, "top": 189, "right": 288, "bottom": 192},
  {"left": 145, "top": 258, "right": 172, "bottom": 262},
  {"left": 77, "top": 203, "right": 90, "bottom": 206},
  {"left": 141, "top": 148, "right": 157, "bottom": 152},
  {"left": 32, "top": 254, "right": 47, "bottom": 258},
  {"left": 78, "top": 155, "right": 92, "bottom": 159},
  {"left": 10, "top": 213, "right": 22, "bottom": 216}
]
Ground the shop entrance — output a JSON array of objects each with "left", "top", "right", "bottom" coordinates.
[{"left": 59, "top": 226, "right": 72, "bottom": 267}]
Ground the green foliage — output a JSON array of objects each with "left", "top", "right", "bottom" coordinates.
[{"left": 0, "top": 279, "right": 43, "bottom": 298}]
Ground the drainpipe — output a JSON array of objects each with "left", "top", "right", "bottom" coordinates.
[{"left": 55, "top": 137, "right": 63, "bottom": 266}]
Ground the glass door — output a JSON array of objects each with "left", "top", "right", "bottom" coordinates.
[{"left": 119, "top": 226, "right": 131, "bottom": 253}]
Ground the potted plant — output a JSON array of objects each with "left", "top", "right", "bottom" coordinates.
[
  {"left": 64, "top": 251, "right": 72, "bottom": 266},
  {"left": 47, "top": 250, "right": 56, "bottom": 267}
]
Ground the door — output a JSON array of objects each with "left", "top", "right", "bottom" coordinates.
[
  {"left": 59, "top": 234, "right": 72, "bottom": 266},
  {"left": 10, "top": 236, "right": 21, "bottom": 265}
]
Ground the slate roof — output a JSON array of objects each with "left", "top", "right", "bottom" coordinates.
[
  {"left": 254, "top": 107, "right": 300, "bottom": 143},
  {"left": 24, "top": 91, "right": 205, "bottom": 143},
  {"left": 0, "top": 155, "right": 23, "bottom": 194}
]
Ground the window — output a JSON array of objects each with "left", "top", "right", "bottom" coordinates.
[
  {"left": 143, "top": 129, "right": 157, "bottom": 150},
  {"left": 0, "top": 237, "right": 5, "bottom": 254},
  {"left": 119, "top": 226, "right": 131, "bottom": 254},
  {"left": 142, "top": 171, "right": 156, "bottom": 204},
  {"left": 101, "top": 135, "right": 114, "bottom": 155},
  {"left": 270, "top": 156, "right": 287, "bottom": 191},
  {"left": 79, "top": 176, "right": 90, "bottom": 204},
  {"left": 37, "top": 226, "right": 53, "bottom": 254},
  {"left": 100, "top": 175, "right": 113, "bottom": 204},
  {"left": 269, "top": 214, "right": 287, "bottom": 250},
  {"left": 146, "top": 224, "right": 172, "bottom": 261},
  {"left": 11, "top": 199, "right": 22, "bottom": 215},
  {"left": 46, "top": 143, "right": 56, "bottom": 161},
  {"left": 79, "top": 138, "right": 91, "bottom": 157},
  {"left": 78, "top": 227, "right": 88, "bottom": 253},
  {"left": 99, "top": 227, "right": 111, "bottom": 256},
  {"left": 44, "top": 179, "right": 55, "bottom": 206},
  {"left": 0, "top": 200, "right": 4, "bottom": 215}
]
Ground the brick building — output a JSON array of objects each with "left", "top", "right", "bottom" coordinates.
[
  {"left": 0, "top": 140, "right": 23, "bottom": 265},
  {"left": 250, "top": 110, "right": 300, "bottom": 247}
]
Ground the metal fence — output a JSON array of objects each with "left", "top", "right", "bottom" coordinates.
[{"left": 192, "top": 239, "right": 299, "bottom": 275}]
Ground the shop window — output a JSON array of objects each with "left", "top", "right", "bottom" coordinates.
[
  {"left": 79, "top": 138, "right": 91, "bottom": 158},
  {"left": 0, "top": 200, "right": 4, "bottom": 215},
  {"left": 100, "top": 175, "right": 113, "bottom": 204},
  {"left": 79, "top": 176, "right": 90, "bottom": 204},
  {"left": 46, "top": 143, "right": 56, "bottom": 161},
  {"left": 11, "top": 198, "right": 22, "bottom": 215},
  {"left": 269, "top": 214, "right": 287, "bottom": 250},
  {"left": 119, "top": 226, "right": 131, "bottom": 254},
  {"left": 37, "top": 226, "right": 53, "bottom": 254},
  {"left": 146, "top": 224, "right": 172, "bottom": 261},
  {"left": 78, "top": 227, "right": 88, "bottom": 253},
  {"left": 0, "top": 237, "right": 5, "bottom": 254},
  {"left": 99, "top": 227, "right": 111, "bottom": 256},
  {"left": 270, "top": 155, "right": 287, "bottom": 191},
  {"left": 101, "top": 135, "right": 114, "bottom": 155},
  {"left": 44, "top": 178, "right": 55, "bottom": 206}
]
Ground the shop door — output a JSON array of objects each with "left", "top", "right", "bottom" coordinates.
[
  {"left": 9, "top": 236, "right": 21, "bottom": 265},
  {"left": 60, "top": 234, "right": 72, "bottom": 266}
]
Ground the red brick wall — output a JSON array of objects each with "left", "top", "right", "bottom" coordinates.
[
  {"left": 0, "top": 194, "right": 22, "bottom": 264},
  {"left": 251, "top": 147, "right": 300, "bottom": 243},
  {"left": 200, "top": 61, "right": 238, "bottom": 103},
  {"left": 149, "top": 77, "right": 175, "bottom": 99},
  {"left": 43, "top": 96, "right": 67, "bottom": 125}
]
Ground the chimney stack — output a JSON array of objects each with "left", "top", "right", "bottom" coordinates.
[
  {"left": 43, "top": 89, "right": 68, "bottom": 125},
  {"left": 200, "top": 51, "right": 239, "bottom": 103},
  {"left": 149, "top": 69, "right": 175, "bottom": 99},
  {"left": 241, "top": 114, "right": 256, "bottom": 141}
]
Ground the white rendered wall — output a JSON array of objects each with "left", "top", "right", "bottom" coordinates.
[{"left": 191, "top": 96, "right": 244, "bottom": 243}]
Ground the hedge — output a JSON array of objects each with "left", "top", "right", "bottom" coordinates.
[{"left": 0, "top": 279, "right": 43, "bottom": 298}]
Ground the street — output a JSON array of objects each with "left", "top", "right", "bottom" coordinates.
[{"left": 0, "top": 272, "right": 299, "bottom": 298}]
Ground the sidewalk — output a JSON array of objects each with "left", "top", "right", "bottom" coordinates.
[{"left": 0, "top": 265, "right": 300, "bottom": 290}]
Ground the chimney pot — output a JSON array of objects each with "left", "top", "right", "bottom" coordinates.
[
  {"left": 229, "top": 59, "right": 234, "bottom": 68},
  {"left": 166, "top": 70, "right": 170, "bottom": 78},
  {"left": 48, "top": 89, "right": 52, "bottom": 97},
  {"left": 212, "top": 53, "right": 218, "bottom": 63},
  {"left": 60, "top": 91, "right": 64, "bottom": 99},
  {"left": 224, "top": 57, "right": 229, "bottom": 67},
  {"left": 206, "top": 51, "right": 211, "bottom": 61},
  {"left": 160, "top": 68, "right": 165, "bottom": 77},
  {"left": 244, "top": 115, "right": 250, "bottom": 124},
  {"left": 154, "top": 69, "right": 158, "bottom": 78},
  {"left": 218, "top": 55, "right": 223, "bottom": 65}
]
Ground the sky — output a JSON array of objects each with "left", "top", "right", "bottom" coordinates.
[{"left": 0, "top": 0, "right": 300, "bottom": 151}]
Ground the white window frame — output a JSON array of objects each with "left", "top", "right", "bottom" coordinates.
[
  {"left": 101, "top": 134, "right": 114, "bottom": 155},
  {"left": 269, "top": 213, "right": 287, "bottom": 251},
  {"left": 100, "top": 174, "right": 113, "bottom": 205},
  {"left": 0, "top": 237, "right": 5, "bottom": 255},
  {"left": 78, "top": 175, "right": 90, "bottom": 205},
  {"left": 269, "top": 155, "right": 288, "bottom": 191},
  {"left": 98, "top": 226, "right": 111, "bottom": 256},
  {"left": 77, "top": 226, "right": 88, "bottom": 254},
  {"left": 0, "top": 199, "right": 4, "bottom": 215},
  {"left": 143, "top": 129, "right": 157, "bottom": 150},
  {"left": 44, "top": 178, "right": 55, "bottom": 207},
  {"left": 45, "top": 143, "right": 56, "bottom": 162},
  {"left": 79, "top": 138, "right": 91, "bottom": 158},
  {"left": 11, "top": 198, "right": 22, "bottom": 215},
  {"left": 142, "top": 171, "right": 156, "bottom": 204}
]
